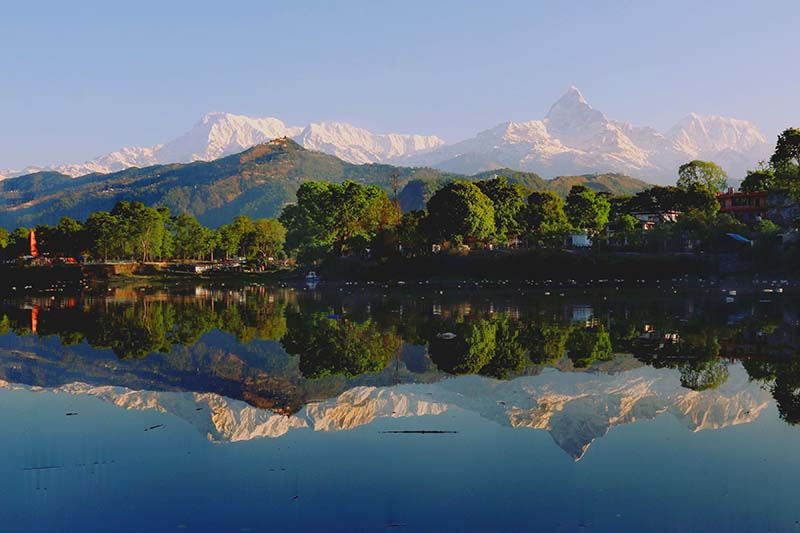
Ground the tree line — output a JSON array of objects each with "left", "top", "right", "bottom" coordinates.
[{"left": 0, "top": 201, "right": 286, "bottom": 264}]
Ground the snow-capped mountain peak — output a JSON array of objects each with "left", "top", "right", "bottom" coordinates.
[
  {"left": 155, "top": 112, "right": 302, "bottom": 164},
  {"left": 544, "top": 85, "right": 608, "bottom": 134},
  {"left": 667, "top": 112, "right": 768, "bottom": 155},
  {"left": 296, "top": 121, "right": 445, "bottom": 164}
]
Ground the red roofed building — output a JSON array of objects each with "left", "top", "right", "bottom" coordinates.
[{"left": 716, "top": 188, "right": 767, "bottom": 223}]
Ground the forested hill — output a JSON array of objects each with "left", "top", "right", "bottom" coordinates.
[{"left": 0, "top": 139, "right": 649, "bottom": 229}]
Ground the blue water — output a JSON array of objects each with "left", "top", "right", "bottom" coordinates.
[
  {"left": 1, "top": 286, "right": 800, "bottom": 531},
  {"left": 1, "top": 380, "right": 799, "bottom": 532}
]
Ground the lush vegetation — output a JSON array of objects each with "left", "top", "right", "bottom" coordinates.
[{"left": 0, "top": 200, "right": 286, "bottom": 264}]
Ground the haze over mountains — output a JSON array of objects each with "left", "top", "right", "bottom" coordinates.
[{"left": 1, "top": 88, "right": 770, "bottom": 185}]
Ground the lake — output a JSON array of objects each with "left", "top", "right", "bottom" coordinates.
[{"left": 1, "top": 281, "right": 799, "bottom": 532}]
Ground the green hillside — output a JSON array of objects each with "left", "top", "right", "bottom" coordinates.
[
  {"left": 547, "top": 173, "right": 650, "bottom": 196},
  {"left": 0, "top": 140, "right": 650, "bottom": 229}
]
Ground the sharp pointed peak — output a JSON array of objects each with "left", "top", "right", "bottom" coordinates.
[{"left": 558, "top": 85, "right": 588, "bottom": 105}]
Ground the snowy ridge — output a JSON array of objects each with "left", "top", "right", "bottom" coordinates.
[
  {"left": 396, "top": 86, "right": 770, "bottom": 184},
  {"left": 1, "top": 112, "right": 444, "bottom": 178},
  {"left": 0, "top": 364, "right": 770, "bottom": 460},
  {"left": 296, "top": 122, "right": 444, "bottom": 164}
]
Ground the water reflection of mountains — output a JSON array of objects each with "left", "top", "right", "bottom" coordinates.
[
  {"left": 0, "top": 365, "right": 772, "bottom": 460},
  {"left": 1, "top": 285, "right": 799, "bottom": 424}
]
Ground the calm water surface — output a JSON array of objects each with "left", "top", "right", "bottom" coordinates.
[{"left": 1, "top": 283, "right": 799, "bottom": 532}]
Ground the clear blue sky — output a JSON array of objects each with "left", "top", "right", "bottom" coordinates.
[{"left": 1, "top": 0, "right": 798, "bottom": 169}]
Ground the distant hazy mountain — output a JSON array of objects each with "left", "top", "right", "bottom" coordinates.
[
  {"left": 0, "top": 364, "right": 770, "bottom": 460},
  {"left": 0, "top": 112, "right": 444, "bottom": 179},
  {"left": 394, "top": 87, "right": 770, "bottom": 184},
  {"left": 0, "top": 88, "right": 769, "bottom": 184}
]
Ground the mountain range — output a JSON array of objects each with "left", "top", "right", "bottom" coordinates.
[
  {"left": 0, "top": 138, "right": 648, "bottom": 229},
  {"left": 398, "top": 88, "right": 770, "bottom": 183},
  {"left": 0, "top": 87, "right": 770, "bottom": 185},
  {"left": 0, "top": 113, "right": 445, "bottom": 179}
]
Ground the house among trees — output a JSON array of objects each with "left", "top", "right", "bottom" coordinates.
[
  {"left": 631, "top": 210, "right": 681, "bottom": 231},
  {"left": 716, "top": 188, "right": 768, "bottom": 223}
]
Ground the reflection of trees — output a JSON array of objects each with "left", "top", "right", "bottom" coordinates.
[
  {"left": 679, "top": 359, "right": 729, "bottom": 391},
  {"left": 428, "top": 320, "right": 497, "bottom": 375},
  {"left": 426, "top": 315, "right": 529, "bottom": 378},
  {"left": 566, "top": 326, "right": 612, "bottom": 368},
  {"left": 282, "top": 312, "right": 400, "bottom": 379},
  {"left": 742, "top": 359, "right": 800, "bottom": 425},
  {"left": 481, "top": 317, "right": 527, "bottom": 379},
  {"left": 220, "top": 300, "right": 287, "bottom": 344},
  {"left": 527, "top": 323, "right": 571, "bottom": 365},
  {"left": 3, "top": 294, "right": 289, "bottom": 360}
]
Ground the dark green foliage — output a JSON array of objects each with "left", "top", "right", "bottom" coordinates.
[
  {"left": 520, "top": 191, "right": 570, "bottom": 247},
  {"left": 425, "top": 181, "right": 496, "bottom": 242},
  {"left": 677, "top": 160, "right": 728, "bottom": 194},
  {"left": 565, "top": 185, "right": 610, "bottom": 235},
  {"left": 545, "top": 173, "right": 649, "bottom": 197},
  {"left": 280, "top": 180, "right": 399, "bottom": 261},
  {"left": 475, "top": 176, "right": 526, "bottom": 240},
  {"left": 428, "top": 320, "right": 497, "bottom": 375},
  {"left": 469, "top": 168, "right": 547, "bottom": 191},
  {"left": 566, "top": 326, "right": 613, "bottom": 368},
  {"left": 281, "top": 312, "right": 400, "bottom": 379},
  {"left": 770, "top": 128, "right": 800, "bottom": 197},
  {"left": 740, "top": 168, "right": 775, "bottom": 192}
]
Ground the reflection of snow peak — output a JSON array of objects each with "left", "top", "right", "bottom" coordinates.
[{"left": 0, "top": 365, "right": 770, "bottom": 459}]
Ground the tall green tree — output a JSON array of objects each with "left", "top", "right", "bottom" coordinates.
[
  {"left": 521, "top": 191, "right": 569, "bottom": 247},
  {"left": 85, "top": 212, "right": 120, "bottom": 261},
  {"left": 5, "top": 227, "right": 31, "bottom": 257},
  {"left": 246, "top": 218, "right": 286, "bottom": 258},
  {"left": 41, "top": 217, "right": 87, "bottom": 258},
  {"left": 565, "top": 185, "right": 610, "bottom": 235},
  {"left": 171, "top": 213, "right": 213, "bottom": 260},
  {"left": 425, "top": 181, "right": 495, "bottom": 244},
  {"left": 428, "top": 320, "right": 497, "bottom": 375},
  {"left": 677, "top": 160, "right": 727, "bottom": 194},
  {"left": 395, "top": 210, "right": 428, "bottom": 256},
  {"left": 111, "top": 201, "right": 167, "bottom": 262},
  {"left": 771, "top": 128, "right": 800, "bottom": 192},
  {"left": 281, "top": 180, "right": 399, "bottom": 261},
  {"left": 739, "top": 168, "right": 775, "bottom": 192},
  {"left": 475, "top": 176, "right": 526, "bottom": 242}
]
